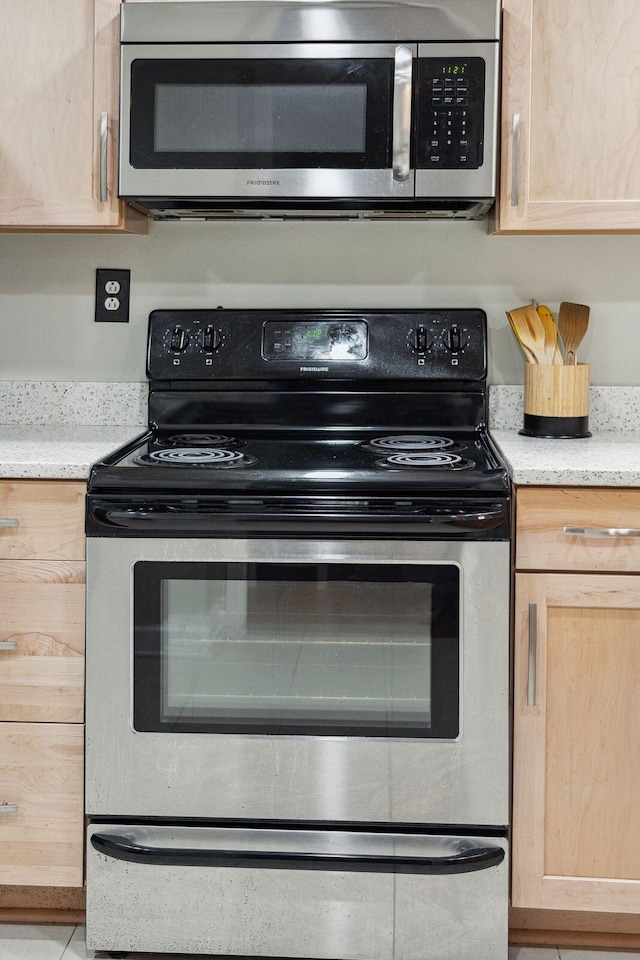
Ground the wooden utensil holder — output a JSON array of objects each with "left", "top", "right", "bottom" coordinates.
[{"left": 520, "top": 363, "right": 591, "bottom": 438}]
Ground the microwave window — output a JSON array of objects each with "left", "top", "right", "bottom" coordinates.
[
  {"left": 129, "top": 58, "right": 393, "bottom": 169},
  {"left": 154, "top": 84, "right": 367, "bottom": 154}
]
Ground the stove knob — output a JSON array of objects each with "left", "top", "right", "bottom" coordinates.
[
  {"left": 443, "top": 325, "right": 466, "bottom": 352},
  {"left": 170, "top": 326, "right": 189, "bottom": 352},
  {"left": 203, "top": 326, "right": 222, "bottom": 352},
  {"left": 410, "top": 325, "right": 429, "bottom": 352}
]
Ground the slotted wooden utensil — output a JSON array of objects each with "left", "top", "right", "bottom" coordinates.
[
  {"left": 558, "top": 302, "right": 590, "bottom": 365},
  {"left": 506, "top": 303, "right": 547, "bottom": 364},
  {"left": 536, "top": 304, "right": 563, "bottom": 364}
]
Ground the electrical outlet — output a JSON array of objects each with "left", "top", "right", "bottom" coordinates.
[{"left": 95, "top": 269, "right": 131, "bottom": 323}]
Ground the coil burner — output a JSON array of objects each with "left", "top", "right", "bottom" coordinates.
[
  {"left": 360, "top": 435, "right": 467, "bottom": 455},
  {"left": 376, "top": 452, "right": 475, "bottom": 470},
  {"left": 136, "top": 448, "right": 257, "bottom": 468}
]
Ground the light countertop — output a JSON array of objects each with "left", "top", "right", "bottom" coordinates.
[
  {"left": 491, "top": 429, "right": 640, "bottom": 486},
  {"left": 0, "top": 425, "right": 145, "bottom": 479}
]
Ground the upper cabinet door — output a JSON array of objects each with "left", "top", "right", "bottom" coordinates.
[
  {"left": 497, "top": 0, "right": 640, "bottom": 233},
  {"left": 0, "top": 0, "right": 146, "bottom": 232}
]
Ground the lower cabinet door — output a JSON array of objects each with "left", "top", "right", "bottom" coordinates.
[
  {"left": 513, "top": 572, "right": 640, "bottom": 912},
  {"left": 0, "top": 723, "right": 84, "bottom": 886}
]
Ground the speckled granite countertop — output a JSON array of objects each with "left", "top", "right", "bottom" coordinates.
[
  {"left": 489, "top": 385, "right": 640, "bottom": 486},
  {"left": 490, "top": 429, "right": 640, "bottom": 486},
  {"left": 0, "top": 425, "right": 146, "bottom": 479},
  {"left": 0, "top": 382, "right": 147, "bottom": 479}
]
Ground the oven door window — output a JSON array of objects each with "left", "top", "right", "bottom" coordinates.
[
  {"left": 133, "top": 562, "right": 459, "bottom": 738},
  {"left": 129, "top": 58, "right": 393, "bottom": 169}
]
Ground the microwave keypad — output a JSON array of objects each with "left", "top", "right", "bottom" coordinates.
[{"left": 416, "top": 58, "right": 485, "bottom": 169}]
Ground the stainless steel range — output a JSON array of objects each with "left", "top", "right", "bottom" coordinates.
[{"left": 85, "top": 308, "right": 510, "bottom": 959}]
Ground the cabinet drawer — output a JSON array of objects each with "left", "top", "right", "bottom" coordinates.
[
  {"left": 0, "top": 722, "right": 83, "bottom": 886},
  {"left": 0, "top": 481, "right": 85, "bottom": 560},
  {"left": 516, "top": 487, "right": 640, "bottom": 572},
  {"left": 0, "top": 561, "right": 85, "bottom": 722}
]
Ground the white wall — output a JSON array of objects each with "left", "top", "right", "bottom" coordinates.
[{"left": 2, "top": 218, "right": 640, "bottom": 384}]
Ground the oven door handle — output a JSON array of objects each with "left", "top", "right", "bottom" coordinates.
[
  {"left": 91, "top": 833, "right": 505, "bottom": 875},
  {"left": 90, "top": 506, "right": 507, "bottom": 532}
]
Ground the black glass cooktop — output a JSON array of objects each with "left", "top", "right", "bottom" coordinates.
[{"left": 90, "top": 428, "right": 509, "bottom": 496}]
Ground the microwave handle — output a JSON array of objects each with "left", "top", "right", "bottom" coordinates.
[{"left": 392, "top": 45, "right": 413, "bottom": 182}]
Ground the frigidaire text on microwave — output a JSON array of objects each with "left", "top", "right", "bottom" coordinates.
[{"left": 119, "top": 0, "right": 500, "bottom": 220}]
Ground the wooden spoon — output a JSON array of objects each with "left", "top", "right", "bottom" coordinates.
[
  {"left": 506, "top": 310, "right": 536, "bottom": 363},
  {"left": 506, "top": 303, "right": 547, "bottom": 364},
  {"left": 558, "top": 302, "right": 590, "bottom": 365}
]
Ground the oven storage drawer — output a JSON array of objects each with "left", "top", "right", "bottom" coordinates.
[{"left": 86, "top": 824, "right": 508, "bottom": 959}]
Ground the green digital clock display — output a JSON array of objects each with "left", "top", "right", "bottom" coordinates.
[{"left": 442, "top": 63, "right": 468, "bottom": 75}]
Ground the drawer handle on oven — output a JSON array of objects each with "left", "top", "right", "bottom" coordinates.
[
  {"left": 392, "top": 45, "right": 413, "bottom": 182},
  {"left": 0, "top": 641, "right": 18, "bottom": 651},
  {"left": 0, "top": 518, "right": 20, "bottom": 527},
  {"left": 527, "top": 602, "right": 537, "bottom": 707},
  {"left": 91, "top": 834, "right": 505, "bottom": 875},
  {"left": 0, "top": 803, "right": 18, "bottom": 814},
  {"left": 564, "top": 526, "right": 640, "bottom": 538}
]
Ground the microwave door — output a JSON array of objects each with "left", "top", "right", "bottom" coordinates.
[{"left": 120, "top": 43, "right": 416, "bottom": 201}]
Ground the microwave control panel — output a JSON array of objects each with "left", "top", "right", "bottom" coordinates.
[{"left": 416, "top": 58, "right": 485, "bottom": 170}]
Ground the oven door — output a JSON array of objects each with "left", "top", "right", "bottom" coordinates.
[
  {"left": 120, "top": 43, "right": 415, "bottom": 200},
  {"left": 85, "top": 538, "right": 509, "bottom": 827}
]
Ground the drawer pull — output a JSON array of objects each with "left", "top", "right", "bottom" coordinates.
[
  {"left": 0, "top": 518, "right": 19, "bottom": 527},
  {"left": 0, "top": 641, "right": 18, "bottom": 651},
  {"left": 564, "top": 526, "right": 640, "bottom": 538},
  {"left": 510, "top": 112, "right": 521, "bottom": 206},
  {"left": 527, "top": 602, "right": 537, "bottom": 707},
  {"left": 0, "top": 803, "right": 18, "bottom": 815}
]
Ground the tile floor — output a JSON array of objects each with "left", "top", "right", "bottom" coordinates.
[{"left": 1, "top": 928, "right": 640, "bottom": 960}]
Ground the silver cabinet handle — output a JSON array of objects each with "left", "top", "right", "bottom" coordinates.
[
  {"left": 510, "top": 112, "right": 521, "bottom": 206},
  {"left": 392, "top": 45, "right": 413, "bottom": 182},
  {"left": 0, "top": 518, "right": 19, "bottom": 527},
  {"left": 564, "top": 526, "right": 640, "bottom": 538},
  {"left": 99, "top": 111, "right": 108, "bottom": 203},
  {"left": 0, "top": 804, "right": 18, "bottom": 815},
  {"left": 527, "top": 602, "right": 537, "bottom": 707},
  {"left": 0, "top": 641, "right": 18, "bottom": 651}
]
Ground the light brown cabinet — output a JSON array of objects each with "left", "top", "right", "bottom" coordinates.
[
  {"left": 0, "top": 0, "right": 146, "bottom": 233},
  {"left": 0, "top": 482, "right": 85, "bottom": 887},
  {"left": 512, "top": 486, "right": 640, "bottom": 913},
  {"left": 497, "top": 0, "right": 640, "bottom": 233}
]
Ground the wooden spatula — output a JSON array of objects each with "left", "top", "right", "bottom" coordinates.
[
  {"left": 558, "top": 302, "right": 590, "bottom": 365},
  {"left": 506, "top": 303, "right": 547, "bottom": 364}
]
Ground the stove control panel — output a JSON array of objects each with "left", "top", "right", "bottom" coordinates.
[{"left": 147, "top": 309, "right": 487, "bottom": 381}]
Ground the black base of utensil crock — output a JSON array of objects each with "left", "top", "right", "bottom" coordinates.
[{"left": 519, "top": 414, "right": 591, "bottom": 439}]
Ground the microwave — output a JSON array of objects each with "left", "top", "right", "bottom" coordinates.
[{"left": 119, "top": 0, "right": 500, "bottom": 220}]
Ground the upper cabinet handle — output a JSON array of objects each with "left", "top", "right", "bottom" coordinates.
[
  {"left": 0, "top": 519, "right": 19, "bottom": 527},
  {"left": 564, "top": 526, "right": 640, "bottom": 538},
  {"left": 510, "top": 112, "right": 521, "bottom": 206},
  {"left": 99, "top": 111, "right": 108, "bottom": 203},
  {"left": 0, "top": 641, "right": 19, "bottom": 651},
  {"left": 392, "top": 45, "right": 413, "bottom": 182}
]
